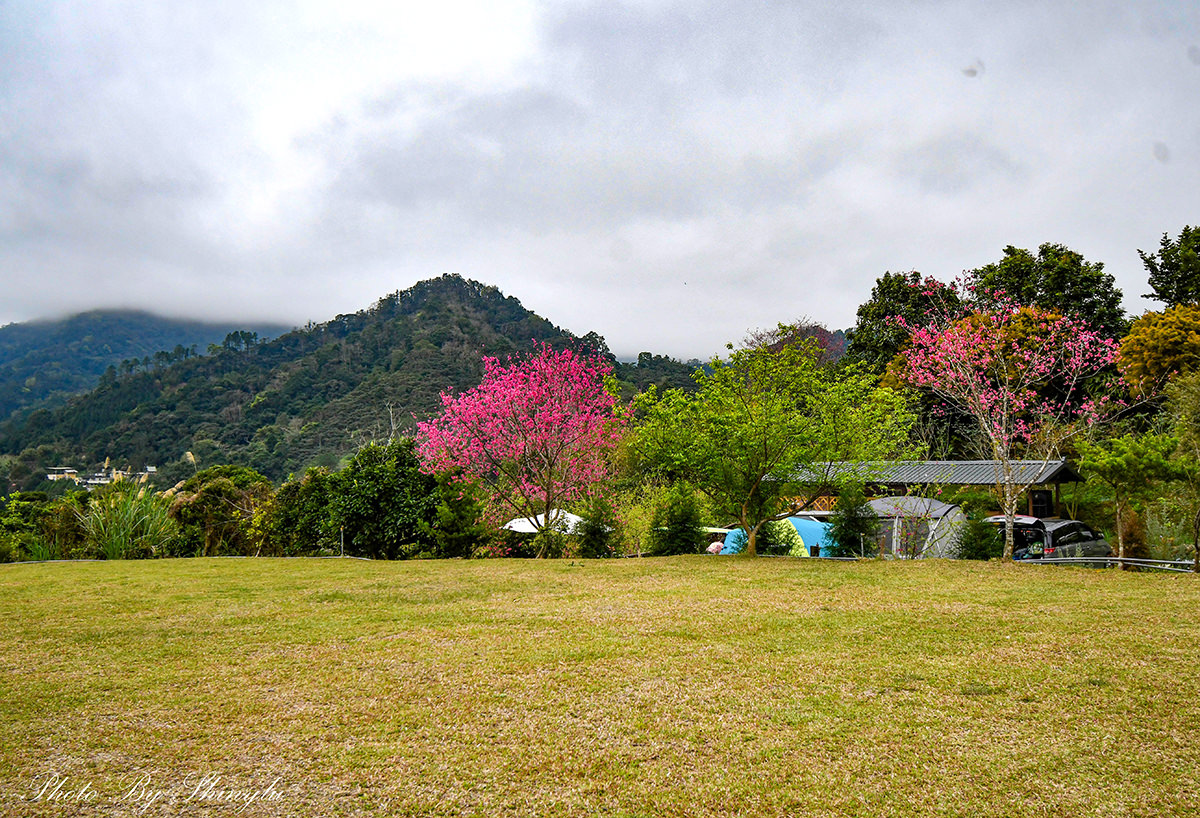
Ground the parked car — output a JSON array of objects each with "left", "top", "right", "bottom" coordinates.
[{"left": 983, "top": 515, "right": 1112, "bottom": 560}]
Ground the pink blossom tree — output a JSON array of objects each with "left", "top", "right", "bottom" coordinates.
[
  {"left": 416, "top": 346, "right": 625, "bottom": 556},
  {"left": 899, "top": 301, "right": 1122, "bottom": 560}
]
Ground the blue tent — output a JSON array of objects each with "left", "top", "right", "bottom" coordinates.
[
  {"left": 719, "top": 517, "right": 832, "bottom": 556},
  {"left": 789, "top": 517, "right": 832, "bottom": 557}
]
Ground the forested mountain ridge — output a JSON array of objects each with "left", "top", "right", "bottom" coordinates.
[
  {"left": 0, "top": 309, "right": 290, "bottom": 423},
  {"left": 0, "top": 275, "right": 698, "bottom": 487}
]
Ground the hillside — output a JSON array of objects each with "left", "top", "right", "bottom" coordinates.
[
  {"left": 0, "top": 310, "right": 290, "bottom": 423},
  {"left": 0, "top": 276, "right": 697, "bottom": 487}
]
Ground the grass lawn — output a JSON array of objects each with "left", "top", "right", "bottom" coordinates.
[{"left": 1, "top": 557, "right": 1199, "bottom": 817}]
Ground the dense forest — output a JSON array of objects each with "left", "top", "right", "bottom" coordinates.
[
  {"left": 0, "top": 310, "right": 289, "bottom": 423},
  {"left": 0, "top": 275, "right": 699, "bottom": 488}
]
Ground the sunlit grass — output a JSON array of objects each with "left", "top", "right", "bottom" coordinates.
[{"left": 1, "top": 557, "right": 1198, "bottom": 816}]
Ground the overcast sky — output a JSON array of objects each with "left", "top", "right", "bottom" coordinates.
[{"left": 2, "top": 1, "right": 1198, "bottom": 359}]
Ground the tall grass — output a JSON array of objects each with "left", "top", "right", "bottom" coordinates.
[
  {"left": 79, "top": 479, "right": 178, "bottom": 559},
  {"left": 24, "top": 535, "right": 62, "bottom": 562}
]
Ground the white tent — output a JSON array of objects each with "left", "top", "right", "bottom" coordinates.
[
  {"left": 502, "top": 510, "right": 584, "bottom": 534},
  {"left": 868, "top": 496, "right": 968, "bottom": 558}
]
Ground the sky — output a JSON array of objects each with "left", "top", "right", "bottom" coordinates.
[{"left": 1, "top": 1, "right": 1198, "bottom": 360}]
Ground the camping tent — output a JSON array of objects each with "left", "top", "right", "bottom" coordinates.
[
  {"left": 868, "top": 496, "right": 967, "bottom": 558},
  {"left": 719, "top": 517, "right": 832, "bottom": 556},
  {"left": 502, "top": 511, "right": 584, "bottom": 534},
  {"left": 788, "top": 516, "right": 832, "bottom": 557}
]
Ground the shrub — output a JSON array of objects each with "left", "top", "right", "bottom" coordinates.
[
  {"left": 476, "top": 528, "right": 537, "bottom": 559},
  {"left": 420, "top": 472, "right": 491, "bottom": 559},
  {"left": 253, "top": 467, "right": 338, "bottom": 557},
  {"left": 954, "top": 517, "right": 1004, "bottom": 560},
  {"left": 169, "top": 465, "right": 273, "bottom": 557},
  {"left": 827, "top": 484, "right": 880, "bottom": 558},
  {"left": 647, "top": 486, "right": 705, "bottom": 556},
  {"left": 531, "top": 528, "right": 569, "bottom": 559},
  {"left": 81, "top": 480, "right": 179, "bottom": 559},
  {"left": 760, "top": 520, "right": 803, "bottom": 556},
  {"left": 575, "top": 496, "right": 620, "bottom": 558}
]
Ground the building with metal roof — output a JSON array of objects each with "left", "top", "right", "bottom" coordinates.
[
  {"left": 798, "top": 460, "right": 1082, "bottom": 518},
  {"left": 837, "top": 460, "right": 1081, "bottom": 488}
]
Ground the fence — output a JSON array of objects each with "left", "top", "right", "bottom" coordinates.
[{"left": 1018, "top": 556, "right": 1199, "bottom": 573}]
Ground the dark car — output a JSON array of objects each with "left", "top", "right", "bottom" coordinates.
[{"left": 984, "top": 515, "right": 1112, "bottom": 561}]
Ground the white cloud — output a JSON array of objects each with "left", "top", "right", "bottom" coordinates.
[{"left": 1, "top": 0, "right": 1198, "bottom": 357}]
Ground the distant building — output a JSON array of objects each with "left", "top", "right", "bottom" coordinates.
[
  {"left": 75, "top": 464, "right": 159, "bottom": 488},
  {"left": 45, "top": 467, "right": 79, "bottom": 483}
]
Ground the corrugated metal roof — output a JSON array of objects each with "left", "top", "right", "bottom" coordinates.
[{"left": 804, "top": 460, "right": 1081, "bottom": 486}]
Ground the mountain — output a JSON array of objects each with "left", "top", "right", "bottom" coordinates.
[
  {"left": 0, "top": 310, "right": 290, "bottom": 423},
  {"left": 0, "top": 276, "right": 698, "bottom": 488}
]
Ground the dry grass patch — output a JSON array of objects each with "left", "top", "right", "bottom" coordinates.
[{"left": 1, "top": 557, "right": 1199, "bottom": 816}]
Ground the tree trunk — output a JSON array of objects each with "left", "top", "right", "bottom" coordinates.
[
  {"left": 745, "top": 523, "right": 758, "bottom": 557},
  {"left": 1001, "top": 491, "right": 1018, "bottom": 562},
  {"left": 535, "top": 500, "right": 553, "bottom": 558},
  {"left": 1192, "top": 507, "right": 1200, "bottom": 574},
  {"left": 1115, "top": 495, "right": 1126, "bottom": 568}
]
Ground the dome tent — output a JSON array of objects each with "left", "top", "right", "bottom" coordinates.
[
  {"left": 502, "top": 510, "right": 584, "bottom": 534},
  {"left": 868, "top": 496, "right": 967, "bottom": 558},
  {"left": 719, "top": 517, "right": 832, "bottom": 556}
]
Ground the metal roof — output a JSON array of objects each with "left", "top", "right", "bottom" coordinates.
[{"left": 806, "top": 460, "right": 1081, "bottom": 487}]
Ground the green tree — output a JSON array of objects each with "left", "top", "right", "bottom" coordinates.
[
  {"left": 762, "top": 519, "right": 803, "bottom": 556},
  {"left": 168, "top": 465, "right": 273, "bottom": 557},
  {"left": 0, "top": 491, "right": 50, "bottom": 561},
  {"left": 419, "top": 470, "right": 491, "bottom": 559},
  {"left": 1141, "top": 225, "right": 1200, "bottom": 307},
  {"left": 1077, "top": 432, "right": 1184, "bottom": 563},
  {"left": 826, "top": 483, "right": 880, "bottom": 558},
  {"left": 955, "top": 517, "right": 1004, "bottom": 560},
  {"left": 1118, "top": 304, "right": 1200, "bottom": 395},
  {"left": 574, "top": 494, "right": 620, "bottom": 558},
  {"left": 969, "top": 243, "right": 1127, "bottom": 338},
  {"left": 253, "top": 467, "right": 339, "bottom": 556},
  {"left": 37, "top": 491, "right": 90, "bottom": 559},
  {"left": 331, "top": 439, "right": 437, "bottom": 560},
  {"left": 1166, "top": 372, "right": 1200, "bottom": 572},
  {"left": 646, "top": 485, "right": 706, "bottom": 556},
  {"left": 846, "top": 272, "right": 960, "bottom": 373},
  {"left": 948, "top": 489, "right": 1004, "bottom": 561},
  {"left": 635, "top": 340, "right": 915, "bottom": 556}
]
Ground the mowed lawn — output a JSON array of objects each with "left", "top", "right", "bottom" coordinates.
[{"left": 2, "top": 558, "right": 1199, "bottom": 817}]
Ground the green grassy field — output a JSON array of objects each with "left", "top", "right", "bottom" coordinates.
[{"left": 1, "top": 557, "right": 1198, "bottom": 817}]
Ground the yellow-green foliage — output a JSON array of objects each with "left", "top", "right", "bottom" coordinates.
[{"left": 1119, "top": 303, "right": 1200, "bottom": 394}]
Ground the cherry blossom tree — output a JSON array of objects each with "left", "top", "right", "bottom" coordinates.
[
  {"left": 416, "top": 346, "right": 625, "bottom": 556},
  {"left": 899, "top": 300, "right": 1122, "bottom": 560}
]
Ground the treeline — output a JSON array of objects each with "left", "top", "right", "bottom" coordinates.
[{"left": 0, "top": 439, "right": 628, "bottom": 563}]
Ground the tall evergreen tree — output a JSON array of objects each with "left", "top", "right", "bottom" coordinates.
[{"left": 1141, "top": 225, "right": 1200, "bottom": 307}]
